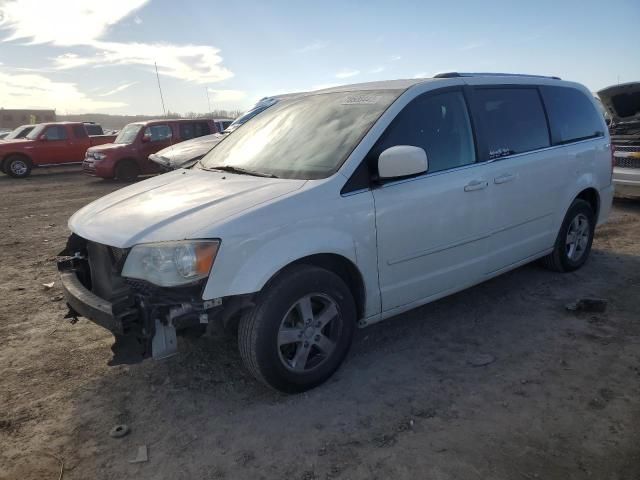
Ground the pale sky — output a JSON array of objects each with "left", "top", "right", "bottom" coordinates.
[{"left": 0, "top": 0, "right": 638, "bottom": 115}]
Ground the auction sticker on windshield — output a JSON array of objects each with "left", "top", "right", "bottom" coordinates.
[{"left": 341, "top": 94, "right": 381, "bottom": 105}]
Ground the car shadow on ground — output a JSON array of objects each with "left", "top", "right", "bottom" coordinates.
[{"left": 58, "top": 244, "right": 640, "bottom": 479}]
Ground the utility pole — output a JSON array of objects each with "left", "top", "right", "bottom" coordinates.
[
  {"left": 155, "top": 62, "right": 167, "bottom": 117},
  {"left": 205, "top": 87, "right": 212, "bottom": 119}
]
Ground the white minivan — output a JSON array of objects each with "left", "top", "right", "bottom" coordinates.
[{"left": 58, "top": 73, "right": 614, "bottom": 392}]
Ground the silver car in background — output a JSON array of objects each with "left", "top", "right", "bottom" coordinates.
[{"left": 149, "top": 97, "right": 282, "bottom": 171}]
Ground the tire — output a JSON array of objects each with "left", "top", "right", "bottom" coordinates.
[
  {"left": 541, "top": 199, "right": 595, "bottom": 272},
  {"left": 115, "top": 160, "right": 140, "bottom": 182},
  {"left": 5, "top": 154, "right": 32, "bottom": 178},
  {"left": 238, "top": 264, "right": 356, "bottom": 393}
]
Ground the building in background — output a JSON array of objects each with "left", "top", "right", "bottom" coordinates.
[{"left": 0, "top": 109, "right": 56, "bottom": 129}]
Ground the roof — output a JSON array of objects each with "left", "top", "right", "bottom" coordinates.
[
  {"left": 126, "top": 118, "right": 217, "bottom": 126},
  {"left": 311, "top": 78, "right": 434, "bottom": 94},
  {"left": 308, "top": 73, "right": 562, "bottom": 95}
]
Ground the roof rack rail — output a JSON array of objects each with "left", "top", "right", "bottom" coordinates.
[{"left": 433, "top": 72, "right": 561, "bottom": 80}]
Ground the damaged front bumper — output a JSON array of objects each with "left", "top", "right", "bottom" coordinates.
[{"left": 56, "top": 235, "right": 224, "bottom": 363}]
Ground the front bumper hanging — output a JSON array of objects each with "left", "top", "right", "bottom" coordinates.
[{"left": 56, "top": 239, "right": 222, "bottom": 363}]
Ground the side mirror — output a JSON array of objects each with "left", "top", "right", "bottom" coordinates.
[
  {"left": 378, "top": 145, "right": 428, "bottom": 179},
  {"left": 38, "top": 135, "right": 48, "bottom": 141},
  {"left": 141, "top": 134, "right": 151, "bottom": 143}
]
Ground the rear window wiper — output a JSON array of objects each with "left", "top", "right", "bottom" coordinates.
[{"left": 203, "top": 165, "right": 278, "bottom": 178}]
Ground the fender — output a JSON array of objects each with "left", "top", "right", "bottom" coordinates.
[
  {"left": 1, "top": 151, "right": 32, "bottom": 165},
  {"left": 204, "top": 227, "right": 358, "bottom": 299}
]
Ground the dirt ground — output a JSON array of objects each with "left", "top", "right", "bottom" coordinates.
[{"left": 1, "top": 167, "right": 639, "bottom": 480}]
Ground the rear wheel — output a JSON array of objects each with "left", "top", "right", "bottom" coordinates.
[
  {"left": 115, "top": 160, "right": 140, "bottom": 182},
  {"left": 238, "top": 265, "right": 356, "bottom": 393},
  {"left": 5, "top": 155, "right": 32, "bottom": 178},
  {"left": 541, "top": 199, "right": 595, "bottom": 272}
]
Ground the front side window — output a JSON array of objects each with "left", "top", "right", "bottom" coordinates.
[
  {"left": 43, "top": 125, "right": 68, "bottom": 141},
  {"left": 144, "top": 125, "right": 172, "bottom": 142},
  {"left": 541, "top": 86, "right": 604, "bottom": 144},
  {"left": 114, "top": 124, "right": 142, "bottom": 144},
  {"left": 200, "top": 90, "right": 400, "bottom": 179},
  {"left": 369, "top": 91, "right": 476, "bottom": 174},
  {"left": 473, "top": 88, "right": 550, "bottom": 159}
]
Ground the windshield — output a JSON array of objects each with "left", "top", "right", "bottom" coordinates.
[
  {"left": 200, "top": 90, "right": 399, "bottom": 179},
  {"left": 26, "top": 125, "right": 45, "bottom": 140},
  {"left": 114, "top": 124, "right": 142, "bottom": 144},
  {"left": 5, "top": 125, "right": 34, "bottom": 140}
]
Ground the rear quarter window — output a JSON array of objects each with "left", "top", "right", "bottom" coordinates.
[
  {"left": 540, "top": 86, "right": 605, "bottom": 145},
  {"left": 472, "top": 88, "right": 550, "bottom": 159}
]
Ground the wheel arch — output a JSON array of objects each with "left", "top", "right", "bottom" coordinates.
[
  {"left": 220, "top": 252, "right": 367, "bottom": 336},
  {"left": 285, "top": 253, "right": 366, "bottom": 321},
  {"left": 575, "top": 187, "right": 600, "bottom": 218},
  {"left": 115, "top": 157, "right": 139, "bottom": 169}
]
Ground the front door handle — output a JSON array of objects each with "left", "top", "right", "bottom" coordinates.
[
  {"left": 464, "top": 180, "right": 488, "bottom": 192},
  {"left": 494, "top": 173, "right": 517, "bottom": 184}
]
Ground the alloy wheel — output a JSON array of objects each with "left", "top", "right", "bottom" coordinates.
[
  {"left": 566, "top": 213, "right": 590, "bottom": 261},
  {"left": 277, "top": 293, "right": 342, "bottom": 373}
]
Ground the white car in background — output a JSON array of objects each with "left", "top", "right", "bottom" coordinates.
[
  {"left": 58, "top": 73, "right": 613, "bottom": 392},
  {"left": 598, "top": 82, "right": 640, "bottom": 198}
]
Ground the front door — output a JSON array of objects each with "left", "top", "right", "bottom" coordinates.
[
  {"left": 371, "top": 89, "right": 492, "bottom": 312},
  {"left": 140, "top": 124, "right": 173, "bottom": 173},
  {"left": 39, "top": 125, "right": 70, "bottom": 164}
]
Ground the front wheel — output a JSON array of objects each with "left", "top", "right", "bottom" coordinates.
[
  {"left": 5, "top": 155, "right": 32, "bottom": 178},
  {"left": 115, "top": 160, "right": 140, "bottom": 182},
  {"left": 238, "top": 265, "right": 356, "bottom": 393},
  {"left": 541, "top": 199, "right": 595, "bottom": 272}
]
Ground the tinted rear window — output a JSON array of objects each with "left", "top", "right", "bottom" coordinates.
[
  {"left": 84, "top": 124, "right": 103, "bottom": 135},
  {"left": 73, "top": 125, "right": 88, "bottom": 138},
  {"left": 179, "top": 122, "right": 210, "bottom": 140},
  {"left": 541, "top": 86, "right": 604, "bottom": 144},
  {"left": 473, "top": 88, "right": 550, "bottom": 159}
]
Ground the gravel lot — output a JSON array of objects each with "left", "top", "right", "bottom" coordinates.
[{"left": 1, "top": 168, "right": 639, "bottom": 480}]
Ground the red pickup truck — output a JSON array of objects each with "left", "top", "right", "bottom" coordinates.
[
  {"left": 83, "top": 118, "right": 219, "bottom": 181},
  {"left": 0, "top": 122, "right": 116, "bottom": 178}
]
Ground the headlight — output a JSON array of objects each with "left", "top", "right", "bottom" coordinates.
[
  {"left": 121, "top": 240, "right": 220, "bottom": 287},
  {"left": 93, "top": 152, "right": 106, "bottom": 160}
]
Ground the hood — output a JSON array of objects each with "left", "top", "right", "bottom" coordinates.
[
  {"left": 0, "top": 138, "right": 31, "bottom": 146},
  {"left": 149, "top": 133, "right": 225, "bottom": 169},
  {"left": 69, "top": 168, "right": 306, "bottom": 247},
  {"left": 597, "top": 82, "right": 640, "bottom": 124},
  {"left": 87, "top": 142, "right": 130, "bottom": 153}
]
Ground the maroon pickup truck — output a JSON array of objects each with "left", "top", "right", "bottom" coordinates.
[
  {"left": 0, "top": 122, "right": 116, "bottom": 178},
  {"left": 83, "top": 118, "right": 219, "bottom": 181}
]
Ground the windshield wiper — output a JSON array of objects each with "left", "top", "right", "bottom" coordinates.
[{"left": 202, "top": 165, "right": 278, "bottom": 178}]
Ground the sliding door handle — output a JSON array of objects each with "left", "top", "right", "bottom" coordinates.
[
  {"left": 464, "top": 180, "right": 488, "bottom": 192},
  {"left": 494, "top": 173, "right": 517, "bottom": 184}
]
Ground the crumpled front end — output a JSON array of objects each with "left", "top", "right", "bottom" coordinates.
[{"left": 56, "top": 233, "right": 222, "bottom": 363}]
